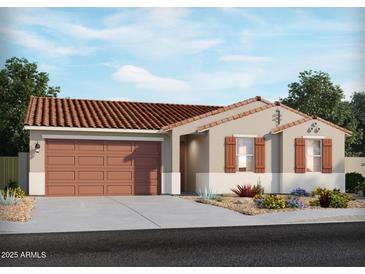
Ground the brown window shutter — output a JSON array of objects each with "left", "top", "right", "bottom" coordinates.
[
  {"left": 295, "top": 138, "right": 305, "bottom": 173},
  {"left": 322, "top": 138, "right": 332, "bottom": 173},
  {"left": 225, "top": 136, "right": 236, "bottom": 173},
  {"left": 255, "top": 137, "right": 265, "bottom": 173}
]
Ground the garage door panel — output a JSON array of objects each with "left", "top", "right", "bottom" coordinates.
[
  {"left": 106, "top": 171, "right": 133, "bottom": 180},
  {"left": 47, "top": 171, "right": 75, "bottom": 181},
  {"left": 134, "top": 184, "right": 158, "bottom": 195},
  {"left": 134, "top": 157, "right": 159, "bottom": 168},
  {"left": 47, "top": 141, "right": 75, "bottom": 151},
  {"left": 47, "top": 156, "right": 75, "bottom": 166},
  {"left": 47, "top": 185, "right": 75, "bottom": 196},
  {"left": 78, "top": 185, "right": 104, "bottom": 195},
  {"left": 134, "top": 143, "right": 159, "bottom": 154},
  {"left": 78, "top": 156, "right": 104, "bottom": 166},
  {"left": 78, "top": 171, "right": 104, "bottom": 180},
  {"left": 106, "top": 156, "right": 132, "bottom": 166},
  {"left": 135, "top": 170, "right": 158, "bottom": 181},
  {"left": 46, "top": 139, "right": 160, "bottom": 196},
  {"left": 106, "top": 185, "right": 132, "bottom": 195},
  {"left": 78, "top": 141, "right": 104, "bottom": 151},
  {"left": 106, "top": 142, "right": 133, "bottom": 152}
]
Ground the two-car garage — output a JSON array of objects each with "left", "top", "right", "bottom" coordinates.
[{"left": 45, "top": 139, "right": 161, "bottom": 196}]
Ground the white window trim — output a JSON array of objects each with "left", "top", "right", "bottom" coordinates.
[
  {"left": 236, "top": 137, "right": 255, "bottom": 172},
  {"left": 305, "top": 139, "right": 322, "bottom": 173},
  {"left": 233, "top": 134, "right": 257, "bottom": 138},
  {"left": 302, "top": 135, "right": 325, "bottom": 139}
]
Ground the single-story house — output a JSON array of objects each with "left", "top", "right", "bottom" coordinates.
[{"left": 24, "top": 96, "right": 351, "bottom": 196}]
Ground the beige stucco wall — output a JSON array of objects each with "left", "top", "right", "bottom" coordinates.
[
  {"left": 170, "top": 100, "right": 268, "bottom": 172},
  {"left": 207, "top": 105, "right": 303, "bottom": 173},
  {"left": 281, "top": 120, "right": 345, "bottom": 173},
  {"left": 345, "top": 157, "right": 365, "bottom": 176}
]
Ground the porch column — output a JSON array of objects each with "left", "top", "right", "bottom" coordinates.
[{"left": 162, "top": 131, "right": 181, "bottom": 194}]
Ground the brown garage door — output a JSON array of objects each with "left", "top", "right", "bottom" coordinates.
[{"left": 45, "top": 139, "right": 161, "bottom": 196}]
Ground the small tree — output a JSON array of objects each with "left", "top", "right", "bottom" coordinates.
[
  {"left": 350, "top": 92, "right": 365, "bottom": 156},
  {"left": 281, "top": 70, "right": 362, "bottom": 155},
  {"left": 0, "top": 57, "right": 60, "bottom": 156}
]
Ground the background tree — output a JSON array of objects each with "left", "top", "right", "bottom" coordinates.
[
  {"left": 350, "top": 92, "right": 365, "bottom": 156},
  {"left": 280, "top": 70, "right": 362, "bottom": 156},
  {"left": 0, "top": 57, "right": 59, "bottom": 156}
]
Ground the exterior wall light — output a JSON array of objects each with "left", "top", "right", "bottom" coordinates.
[{"left": 35, "top": 142, "right": 41, "bottom": 153}]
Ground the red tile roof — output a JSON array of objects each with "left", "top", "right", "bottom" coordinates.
[
  {"left": 161, "top": 96, "right": 270, "bottom": 130},
  {"left": 24, "top": 97, "right": 221, "bottom": 130}
]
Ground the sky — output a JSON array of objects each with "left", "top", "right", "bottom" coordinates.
[{"left": 0, "top": 7, "right": 364, "bottom": 106}]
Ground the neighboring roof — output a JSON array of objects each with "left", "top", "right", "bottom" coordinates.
[
  {"left": 197, "top": 103, "right": 276, "bottom": 132},
  {"left": 161, "top": 95, "right": 271, "bottom": 131},
  {"left": 271, "top": 116, "right": 352, "bottom": 136},
  {"left": 24, "top": 96, "right": 221, "bottom": 130}
]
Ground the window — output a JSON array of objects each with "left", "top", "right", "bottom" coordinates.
[
  {"left": 236, "top": 138, "right": 254, "bottom": 172},
  {"left": 305, "top": 139, "right": 321, "bottom": 172}
]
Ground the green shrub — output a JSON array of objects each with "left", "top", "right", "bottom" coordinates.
[
  {"left": 330, "top": 192, "right": 351, "bottom": 208},
  {"left": 309, "top": 199, "right": 320, "bottom": 206},
  {"left": 10, "top": 187, "right": 25, "bottom": 199},
  {"left": 259, "top": 194, "right": 286, "bottom": 209},
  {"left": 312, "top": 187, "right": 352, "bottom": 208},
  {"left": 345, "top": 172, "right": 365, "bottom": 193},
  {"left": 6, "top": 180, "right": 19, "bottom": 189}
]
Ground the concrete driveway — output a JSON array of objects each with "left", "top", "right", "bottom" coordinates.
[{"left": 1, "top": 196, "right": 365, "bottom": 234}]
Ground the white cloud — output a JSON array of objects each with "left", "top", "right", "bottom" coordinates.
[
  {"left": 220, "top": 54, "right": 271, "bottom": 63},
  {"left": 112, "top": 65, "right": 191, "bottom": 92},
  {"left": 10, "top": 8, "right": 222, "bottom": 58},
  {"left": 0, "top": 28, "right": 79, "bottom": 56},
  {"left": 341, "top": 79, "right": 365, "bottom": 100},
  {"left": 0, "top": 27, "right": 96, "bottom": 57}
]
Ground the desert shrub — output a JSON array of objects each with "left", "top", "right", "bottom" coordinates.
[
  {"left": 6, "top": 180, "right": 19, "bottom": 189},
  {"left": 318, "top": 189, "right": 331, "bottom": 207},
  {"left": 312, "top": 187, "right": 327, "bottom": 196},
  {"left": 313, "top": 188, "right": 352, "bottom": 208},
  {"left": 231, "top": 184, "right": 264, "bottom": 197},
  {"left": 197, "top": 187, "right": 217, "bottom": 200},
  {"left": 0, "top": 189, "right": 18, "bottom": 205},
  {"left": 256, "top": 194, "right": 285, "bottom": 209},
  {"left": 290, "top": 187, "right": 310, "bottom": 197},
  {"left": 330, "top": 192, "right": 351, "bottom": 208},
  {"left": 309, "top": 199, "right": 320, "bottom": 206},
  {"left": 346, "top": 172, "right": 365, "bottom": 193},
  {"left": 285, "top": 197, "right": 304, "bottom": 208},
  {"left": 10, "top": 187, "right": 25, "bottom": 199},
  {"left": 4, "top": 181, "right": 25, "bottom": 199}
]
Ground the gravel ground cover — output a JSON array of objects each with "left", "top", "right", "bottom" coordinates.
[
  {"left": 180, "top": 195, "right": 365, "bottom": 215},
  {"left": 0, "top": 197, "right": 36, "bottom": 222}
]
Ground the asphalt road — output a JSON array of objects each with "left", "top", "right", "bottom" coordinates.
[{"left": 1, "top": 222, "right": 364, "bottom": 266}]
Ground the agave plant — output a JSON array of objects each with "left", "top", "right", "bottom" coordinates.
[
  {"left": 0, "top": 189, "right": 18, "bottom": 205},
  {"left": 197, "top": 186, "right": 217, "bottom": 200}
]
